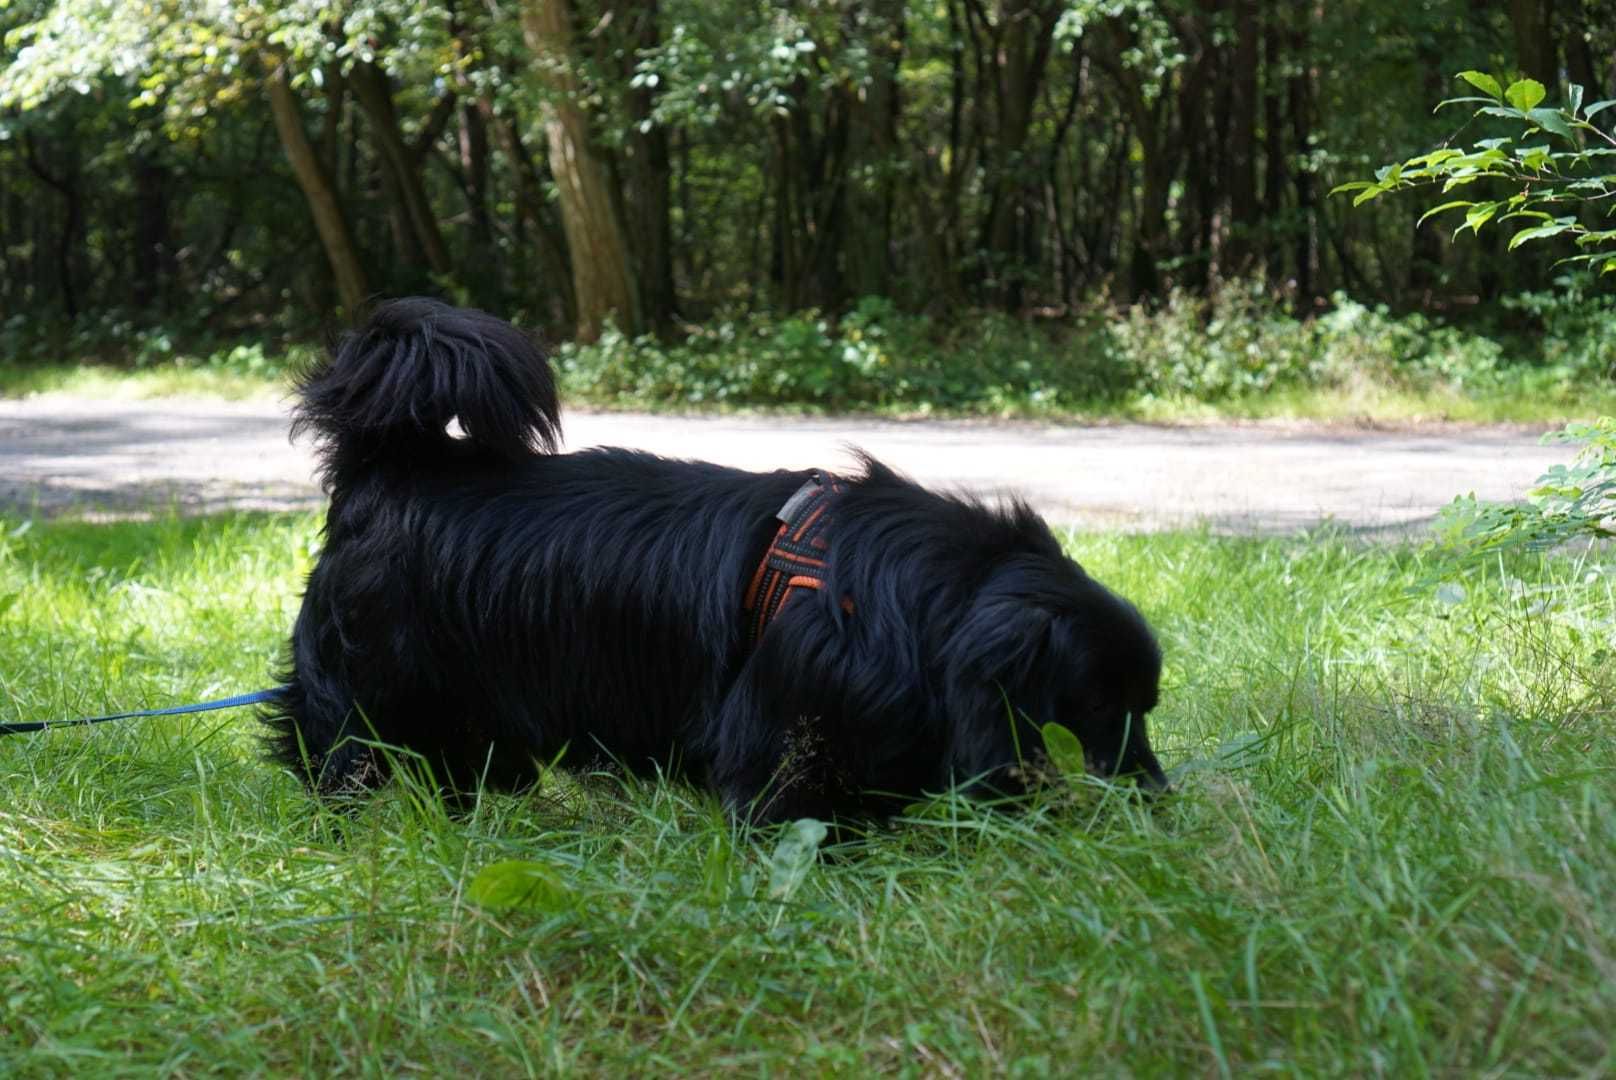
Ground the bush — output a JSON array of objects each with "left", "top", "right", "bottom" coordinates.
[
  {"left": 556, "top": 298, "right": 1124, "bottom": 413},
  {"left": 559, "top": 287, "right": 1579, "bottom": 414},
  {"left": 0, "top": 311, "right": 313, "bottom": 380}
]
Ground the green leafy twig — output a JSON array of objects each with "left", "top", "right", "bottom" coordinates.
[{"left": 1331, "top": 73, "right": 1616, "bottom": 273}]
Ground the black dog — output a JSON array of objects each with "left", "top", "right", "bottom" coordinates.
[{"left": 265, "top": 299, "right": 1167, "bottom": 823}]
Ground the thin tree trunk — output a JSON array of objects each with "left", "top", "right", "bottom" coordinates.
[
  {"left": 22, "top": 133, "right": 84, "bottom": 318},
  {"left": 609, "top": 0, "right": 678, "bottom": 332},
  {"left": 1510, "top": 0, "right": 1557, "bottom": 85},
  {"left": 523, "top": 0, "right": 640, "bottom": 341},
  {"left": 266, "top": 64, "right": 369, "bottom": 315},
  {"left": 977, "top": 0, "right": 1060, "bottom": 310},
  {"left": 844, "top": 0, "right": 904, "bottom": 301},
  {"left": 348, "top": 61, "right": 453, "bottom": 278},
  {"left": 1289, "top": 6, "right": 1317, "bottom": 304},
  {"left": 1223, "top": 0, "right": 1260, "bottom": 275},
  {"left": 131, "top": 151, "right": 173, "bottom": 310},
  {"left": 487, "top": 104, "right": 577, "bottom": 329},
  {"left": 1262, "top": 8, "right": 1287, "bottom": 286}
]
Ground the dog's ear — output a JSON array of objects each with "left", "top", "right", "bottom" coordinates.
[{"left": 937, "top": 599, "right": 1056, "bottom": 787}]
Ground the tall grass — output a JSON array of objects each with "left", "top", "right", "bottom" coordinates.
[{"left": 1, "top": 514, "right": 1611, "bottom": 1075}]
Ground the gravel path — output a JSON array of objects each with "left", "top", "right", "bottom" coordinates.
[{"left": 0, "top": 395, "right": 1569, "bottom": 533}]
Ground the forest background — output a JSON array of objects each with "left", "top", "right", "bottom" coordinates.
[{"left": 1, "top": 0, "right": 1612, "bottom": 416}]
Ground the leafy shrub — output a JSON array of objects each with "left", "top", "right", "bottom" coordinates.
[
  {"left": 1110, "top": 282, "right": 1324, "bottom": 399},
  {"left": 1340, "top": 73, "right": 1616, "bottom": 560},
  {"left": 557, "top": 297, "right": 1123, "bottom": 413},
  {"left": 559, "top": 285, "right": 1561, "bottom": 413},
  {"left": 1438, "top": 417, "right": 1616, "bottom": 558},
  {"left": 0, "top": 311, "right": 311, "bottom": 379},
  {"left": 1505, "top": 280, "right": 1616, "bottom": 383}
]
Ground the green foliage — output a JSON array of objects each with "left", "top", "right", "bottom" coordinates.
[
  {"left": 1438, "top": 417, "right": 1616, "bottom": 559},
  {"left": 0, "top": 312, "right": 312, "bottom": 379},
  {"left": 1334, "top": 73, "right": 1616, "bottom": 272},
  {"left": 556, "top": 298, "right": 1120, "bottom": 413},
  {"left": 468, "top": 859, "right": 575, "bottom": 914},
  {"left": 1039, "top": 722, "right": 1086, "bottom": 777},
  {"left": 1339, "top": 72, "right": 1616, "bottom": 561},
  {"left": 558, "top": 288, "right": 1612, "bottom": 416},
  {"left": 1, "top": 514, "right": 1612, "bottom": 1072}
]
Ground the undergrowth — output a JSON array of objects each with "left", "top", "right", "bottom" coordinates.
[
  {"left": 0, "top": 513, "right": 1611, "bottom": 1074},
  {"left": 4, "top": 286, "right": 1615, "bottom": 421}
]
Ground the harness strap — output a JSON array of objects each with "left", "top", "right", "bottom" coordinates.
[
  {"left": 743, "top": 470, "right": 848, "bottom": 648},
  {"left": 0, "top": 688, "right": 282, "bottom": 736}
]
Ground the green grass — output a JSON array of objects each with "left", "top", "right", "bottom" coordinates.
[
  {"left": 0, "top": 361, "right": 285, "bottom": 402},
  {"left": 1, "top": 514, "right": 1613, "bottom": 1075}
]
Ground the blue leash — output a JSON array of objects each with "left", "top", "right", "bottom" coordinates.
[{"left": 0, "top": 688, "right": 282, "bottom": 736}]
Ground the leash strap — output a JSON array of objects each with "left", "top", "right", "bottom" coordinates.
[
  {"left": 0, "top": 688, "right": 282, "bottom": 736},
  {"left": 743, "top": 470, "right": 849, "bottom": 648}
]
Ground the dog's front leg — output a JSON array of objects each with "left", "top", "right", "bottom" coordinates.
[{"left": 704, "top": 642, "right": 851, "bottom": 827}]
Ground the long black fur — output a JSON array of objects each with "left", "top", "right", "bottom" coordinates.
[{"left": 266, "top": 298, "right": 1167, "bottom": 823}]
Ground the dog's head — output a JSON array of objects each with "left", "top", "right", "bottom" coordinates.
[{"left": 941, "top": 551, "right": 1167, "bottom": 795}]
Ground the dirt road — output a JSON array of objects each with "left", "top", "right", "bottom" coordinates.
[{"left": 0, "top": 395, "right": 1569, "bottom": 533}]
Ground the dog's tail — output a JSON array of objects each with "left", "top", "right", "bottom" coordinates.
[{"left": 294, "top": 297, "right": 560, "bottom": 484}]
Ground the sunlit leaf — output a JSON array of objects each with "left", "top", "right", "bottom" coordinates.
[
  {"left": 1417, "top": 200, "right": 1474, "bottom": 227},
  {"left": 1504, "top": 78, "right": 1547, "bottom": 112},
  {"left": 467, "top": 860, "right": 574, "bottom": 913},
  {"left": 1040, "top": 722, "right": 1086, "bottom": 777},
  {"left": 1456, "top": 70, "right": 1502, "bottom": 100}
]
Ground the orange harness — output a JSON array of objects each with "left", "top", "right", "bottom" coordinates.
[{"left": 743, "top": 470, "right": 851, "bottom": 648}]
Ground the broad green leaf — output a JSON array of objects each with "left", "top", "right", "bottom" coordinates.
[
  {"left": 467, "top": 860, "right": 574, "bottom": 913},
  {"left": 1505, "top": 78, "right": 1547, "bottom": 112},
  {"left": 1583, "top": 99, "right": 1616, "bottom": 121},
  {"left": 767, "top": 818, "right": 827, "bottom": 901},
  {"left": 1461, "top": 201, "right": 1501, "bottom": 235},
  {"left": 1436, "top": 95, "right": 1503, "bottom": 112},
  {"left": 1569, "top": 83, "right": 1585, "bottom": 117},
  {"left": 1352, "top": 186, "right": 1388, "bottom": 207},
  {"left": 1519, "top": 145, "right": 1552, "bottom": 170},
  {"left": 1508, "top": 221, "right": 1575, "bottom": 250},
  {"left": 1417, "top": 200, "right": 1474, "bottom": 227},
  {"left": 1040, "top": 722, "right": 1086, "bottom": 776},
  {"left": 1328, "top": 180, "right": 1375, "bottom": 196},
  {"left": 1457, "top": 70, "right": 1503, "bottom": 100},
  {"left": 1526, "top": 108, "right": 1575, "bottom": 140}
]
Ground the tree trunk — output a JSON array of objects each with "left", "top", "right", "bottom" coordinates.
[
  {"left": 608, "top": 0, "right": 678, "bottom": 332},
  {"left": 265, "top": 65, "right": 369, "bottom": 316},
  {"left": 1289, "top": 5, "right": 1317, "bottom": 304},
  {"left": 131, "top": 150, "right": 174, "bottom": 310},
  {"left": 486, "top": 104, "right": 577, "bottom": 330},
  {"left": 1223, "top": 0, "right": 1260, "bottom": 276},
  {"left": 1262, "top": 8, "right": 1287, "bottom": 286},
  {"left": 1509, "top": 0, "right": 1556, "bottom": 85},
  {"left": 844, "top": 0, "right": 905, "bottom": 301},
  {"left": 348, "top": 61, "right": 453, "bottom": 278},
  {"left": 978, "top": 0, "right": 1060, "bottom": 310},
  {"left": 22, "top": 133, "right": 84, "bottom": 318},
  {"left": 523, "top": 0, "right": 640, "bottom": 341}
]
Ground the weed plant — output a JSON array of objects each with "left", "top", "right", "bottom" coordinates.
[{"left": 1, "top": 513, "right": 1611, "bottom": 1074}]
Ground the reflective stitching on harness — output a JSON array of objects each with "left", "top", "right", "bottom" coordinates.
[{"left": 743, "top": 470, "right": 849, "bottom": 648}]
